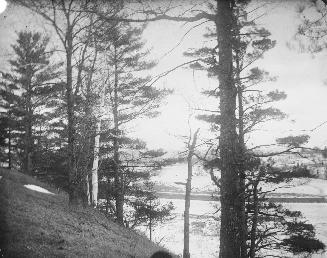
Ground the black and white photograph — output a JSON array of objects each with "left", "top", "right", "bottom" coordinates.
[{"left": 1, "top": 0, "right": 327, "bottom": 257}]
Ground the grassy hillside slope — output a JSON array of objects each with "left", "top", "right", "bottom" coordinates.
[{"left": 0, "top": 168, "right": 170, "bottom": 258}]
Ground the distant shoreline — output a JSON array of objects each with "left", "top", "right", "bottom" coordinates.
[{"left": 156, "top": 191, "right": 327, "bottom": 203}]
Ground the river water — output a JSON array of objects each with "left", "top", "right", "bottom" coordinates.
[
  {"left": 138, "top": 199, "right": 327, "bottom": 258},
  {"left": 137, "top": 163, "right": 327, "bottom": 257}
]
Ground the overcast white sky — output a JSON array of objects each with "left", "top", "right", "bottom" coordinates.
[
  {"left": 1, "top": 0, "right": 327, "bottom": 152},
  {"left": 136, "top": 0, "right": 327, "bottom": 151}
]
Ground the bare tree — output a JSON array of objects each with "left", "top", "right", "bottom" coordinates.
[{"left": 183, "top": 128, "right": 199, "bottom": 258}]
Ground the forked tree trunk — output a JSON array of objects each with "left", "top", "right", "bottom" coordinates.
[
  {"left": 216, "top": 1, "right": 243, "bottom": 257},
  {"left": 183, "top": 129, "right": 199, "bottom": 258}
]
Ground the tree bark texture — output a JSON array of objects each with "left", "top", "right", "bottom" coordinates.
[
  {"left": 237, "top": 85, "right": 248, "bottom": 258},
  {"left": 216, "top": 1, "right": 243, "bottom": 257},
  {"left": 236, "top": 27, "right": 248, "bottom": 257}
]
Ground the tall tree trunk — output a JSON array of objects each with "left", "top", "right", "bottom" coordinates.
[
  {"left": 237, "top": 85, "right": 247, "bottom": 258},
  {"left": 149, "top": 199, "right": 152, "bottom": 241},
  {"left": 91, "top": 119, "right": 101, "bottom": 207},
  {"left": 8, "top": 126, "right": 11, "bottom": 169},
  {"left": 113, "top": 49, "right": 124, "bottom": 224},
  {"left": 216, "top": 1, "right": 242, "bottom": 257},
  {"left": 82, "top": 48, "right": 98, "bottom": 207},
  {"left": 90, "top": 48, "right": 101, "bottom": 208},
  {"left": 249, "top": 178, "right": 259, "bottom": 258},
  {"left": 106, "top": 183, "right": 110, "bottom": 214},
  {"left": 235, "top": 23, "right": 248, "bottom": 256},
  {"left": 86, "top": 174, "right": 91, "bottom": 205},
  {"left": 66, "top": 29, "right": 80, "bottom": 206},
  {"left": 24, "top": 74, "right": 33, "bottom": 175},
  {"left": 183, "top": 129, "right": 199, "bottom": 258}
]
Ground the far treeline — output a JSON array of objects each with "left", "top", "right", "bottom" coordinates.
[{"left": 0, "top": 1, "right": 327, "bottom": 258}]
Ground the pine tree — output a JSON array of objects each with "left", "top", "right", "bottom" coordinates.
[
  {"left": 182, "top": 1, "right": 325, "bottom": 256},
  {"left": 0, "top": 75, "right": 19, "bottom": 169},
  {"left": 0, "top": 31, "right": 62, "bottom": 174},
  {"left": 96, "top": 22, "right": 171, "bottom": 224},
  {"left": 127, "top": 181, "right": 174, "bottom": 240},
  {"left": 13, "top": 0, "right": 124, "bottom": 205},
  {"left": 0, "top": 99, "right": 16, "bottom": 169},
  {"left": 242, "top": 152, "right": 325, "bottom": 257},
  {"left": 97, "top": 138, "right": 174, "bottom": 226}
]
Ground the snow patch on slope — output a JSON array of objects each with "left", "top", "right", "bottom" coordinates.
[{"left": 24, "top": 184, "right": 55, "bottom": 195}]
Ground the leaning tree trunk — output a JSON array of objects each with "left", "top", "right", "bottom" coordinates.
[
  {"left": 183, "top": 129, "right": 199, "bottom": 258},
  {"left": 216, "top": 1, "right": 243, "bottom": 257}
]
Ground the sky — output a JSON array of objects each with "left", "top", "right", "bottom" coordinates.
[
  {"left": 0, "top": 0, "right": 6, "bottom": 13},
  {"left": 1, "top": 0, "right": 327, "bottom": 152},
  {"left": 135, "top": 0, "right": 327, "bottom": 151}
]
